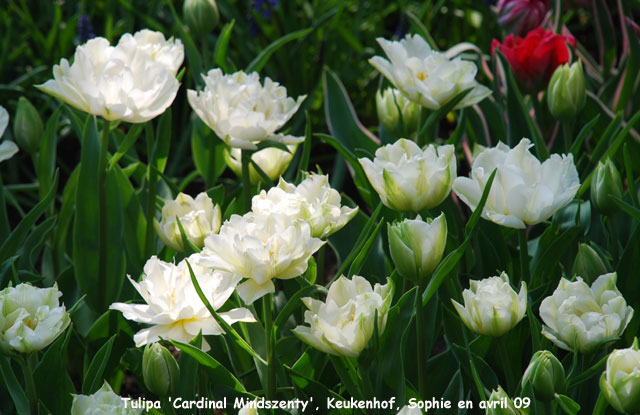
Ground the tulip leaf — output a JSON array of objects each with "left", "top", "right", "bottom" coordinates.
[
  {"left": 176, "top": 216, "right": 202, "bottom": 254},
  {"left": 274, "top": 284, "right": 327, "bottom": 334},
  {"left": 82, "top": 334, "right": 116, "bottom": 394},
  {"left": 249, "top": 158, "right": 275, "bottom": 187},
  {"left": 434, "top": 370, "right": 464, "bottom": 415},
  {"left": 34, "top": 327, "right": 75, "bottom": 415},
  {"left": 295, "top": 112, "right": 313, "bottom": 183},
  {"left": 214, "top": 20, "right": 235, "bottom": 73},
  {"left": 347, "top": 219, "right": 384, "bottom": 277},
  {"left": 285, "top": 363, "right": 349, "bottom": 410},
  {"left": 53, "top": 166, "right": 79, "bottom": 266},
  {"left": 554, "top": 394, "right": 580, "bottom": 415},
  {"left": 418, "top": 88, "right": 472, "bottom": 143},
  {"left": 246, "top": 28, "right": 313, "bottom": 73},
  {"left": 151, "top": 109, "right": 172, "bottom": 174},
  {"left": 191, "top": 119, "right": 227, "bottom": 188},
  {"left": 108, "top": 123, "right": 143, "bottom": 171},
  {"left": 530, "top": 226, "right": 580, "bottom": 286},
  {"left": 36, "top": 105, "right": 61, "bottom": 203},
  {"left": 0, "top": 170, "right": 58, "bottom": 264},
  {"left": 0, "top": 357, "right": 30, "bottom": 415},
  {"left": 0, "top": 178, "right": 8, "bottom": 241},
  {"left": 17, "top": 215, "right": 56, "bottom": 271},
  {"left": 170, "top": 340, "right": 249, "bottom": 393},
  {"left": 569, "top": 114, "right": 600, "bottom": 157}
]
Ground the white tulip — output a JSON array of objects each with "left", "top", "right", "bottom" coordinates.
[
  {"left": 600, "top": 338, "right": 640, "bottom": 414},
  {"left": 188, "top": 69, "right": 305, "bottom": 149},
  {"left": 453, "top": 138, "right": 580, "bottom": 229},
  {"left": 251, "top": 174, "right": 358, "bottom": 239},
  {"left": 0, "top": 283, "right": 71, "bottom": 354},
  {"left": 71, "top": 382, "right": 142, "bottom": 415},
  {"left": 36, "top": 30, "right": 182, "bottom": 123},
  {"left": 452, "top": 272, "right": 527, "bottom": 337},
  {"left": 0, "top": 105, "right": 19, "bottom": 163},
  {"left": 359, "top": 139, "right": 456, "bottom": 212},
  {"left": 376, "top": 87, "right": 420, "bottom": 136},
  {"left": 198, "top": 213, "right": 324, "bottom": 304},
  {"left": 154, "top": 192, "right": 221, "bottom": 252},
  {"left": 292, "top": 275, "right": 393, "bottom": 357},
  {"left": 396, "top": 406, "right": 423, "bottom": 415},
  {"left": 110, "top": 255, "right": 255, "bottom": 351},
  {"left": 369, "top": 34, "right": 491, "bottom": 110},
  {"left": 539, "top": 273, "right": 633, "bottom": 353},
  {"left": 224, "top": 145, "right": 297, "bottom": 185}
]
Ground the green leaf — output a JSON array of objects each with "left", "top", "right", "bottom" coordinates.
[
  {"left": 347, "top": 219, "right": 384, "bottom": 277},
  {"left": 152, "top": 109, "right": 172, "bottom": 173},
  {"left": 246, "top": 28, "right": 313, "bottom": 73},
  {"left": 214, "top": 20, "right": 235, "bottom": 73},
  {"left": 108, "top": 123, "right": 143, "bottom": 171},
  {"left": 34, "top": 328, "right": 75, "bottom": 415},
  {"left": 36, "top": 106, "right": 61, "bottom": 202},
  {"left": 274, "top": 284, "right": 326, "bottom": 334},
  {"left": 295, "top": 111, "right": 313, "bottom": 182},
  {"left": 82, "top": 334, "right": 116, "bottom": 394},
  {"left": 0, "top": 356, "right": 30, "bottom": 415},
  {"left": 554, "top": 394, "right": 580, "bottom": 415},
  {"left": 191, "top": 119, "right": 227, "bottom": 187}
]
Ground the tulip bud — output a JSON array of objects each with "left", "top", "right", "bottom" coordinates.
[
  {"left": 600, "top": 338, "right": 640, "bottom": 414},
  {"left": 496, "top": 0, "right": 549, "bottom": 37},
  {"left": 486, "top": 386, "right": 526, "bottom": 415},
  {"left": 521, "top": 350, "right": 565, "bottom": 401},
  {"left": 590, "top": 159, "right": 623, "bottom": 215},
  {"left": 13, "top": 97, "right": 43, "bottom": 155},
  {"left": 376, "top": 88, "right": 420, "bottom": 137},
  {"left": 183, "top": 0, "right": 219, "bottom": 36},
  {"left": 142, "top": 343, "right": 180, "bottom": 397},
  {"left": 388, "top": 213, "right": 447, "bottom": 282},
  {"left": 547, "top": 60, "right": 586, "bottom": 121},
  {"left": 572, "top": 243, "right": 608, "bottom": 284}
]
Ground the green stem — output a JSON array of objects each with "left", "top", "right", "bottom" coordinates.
[
  {"left": 241, "top": 149, "right": 252, "bottom": 213},
  {"left": 262, "top": 293, "right": 276, "bottom": 400},
  {"left": 561, "top": 121, "right": 574, "bottom": 153},
  {"left": 519, "top": 229, "right": 530, "bottom": 285},
  {"left": 544, "top": 400, "right": 554, "bottom": 415},
  {"left": 416, "top": 278, "right": 427, "bottom": 398},
  {"left": 22, "top": 354, "right": 38, "bottom": 415},
  {"left": 98, "top": 119, "right": 110, "bottom": 310},
  {"left": 606, "top": 217, "right": 619, "bottom": 264},
  {"left": 145, "top": 155, "right": 158, "bottom": 258},
  {"left": 358, "top": 357, "right": 374, "bottom": 399},
  {"left": 317, "top": 244, "right": 326, "bottom": 283},
  {"left": 554, "top": 0, "right": 562, "bottom": 33},
  {"left": 497, "top": 336, "right": 516, "bottom": 394}
]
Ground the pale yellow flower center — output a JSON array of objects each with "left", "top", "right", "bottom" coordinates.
[
  {"left": 417, "top": 72, "right": 426, "bottom": 81},
  {"left": 24, "top": 317, "right": 38, "bottom": 330}
]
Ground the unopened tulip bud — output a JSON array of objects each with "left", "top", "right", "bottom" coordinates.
[
  {"left": 376, "top": 88, "right": 420, "bottom": 137},
  {"left": 547, "top": 60, "right": 586, "bottom": 121},
  {"left": 486, "top": 386, "right": 526, "bottom": 415},
  {"left": 388, "top": 213, "right": 447, "bottom": 282},
  {"left": 522, "top": 350, "right": 565, "bottom": 401},
  {"left": 183, "top": 0, "right": 219, "bottom": 35},
  {"left": 600, "top": 338, "right": 640, "bottom": 414},
  {"left": 13, "top": 97, "right": 43, "bottom": 155},
  {"left": 143, "top": 343, "right": 180, "bottom": 397},
  {"left": 496, "top": 0, "right": 549, "bottom": 37},
  {"left": 590, "top": 159, "right": 623, "bottom": 215},
  {"left": 572, "top": 243, "right": 608, "bottom": 284}
]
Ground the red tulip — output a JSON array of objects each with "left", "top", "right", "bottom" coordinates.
[
  {"left": 492, "top": 28, "right": 576, "bottom": 93},
  {"left": 496, "top": 0, "right": 549, "bottom": 36}
]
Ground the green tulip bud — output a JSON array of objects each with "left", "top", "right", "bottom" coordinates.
[
  {"left": 388, "top": 213, "right": 447, "bottom": 282},
  {"left": 600, "top": 338, "right": 640, "bottom": 414},
  {"left": 590, "top": 159, "right": 623, "bottom": 215},
  {"left": 547, "top": 60, "right": 586, "bottom": 121},
  {"left": 376, "top": 88, "right": 420, "bottom": 137},
  {"left": 572, "top": 243, "right": 608, "bottom": 284},
  {"left": 521, "top": 350, "right": 565, "bottom": 402},
  {"left": 142, "top": 343, "right": 180, "bottom": 397},
  {"left": 13, "top": 97, "right": 43, "bottom": 155},
  {"left": 183, "top": 0, "right": 219, "bottom": 36},
  {"left": 486, "top": 386, "right": 527, "bottom": 415}
]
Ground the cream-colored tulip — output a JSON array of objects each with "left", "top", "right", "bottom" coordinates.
[
  {"left": 71, "top": 382, "right": 142, "bottom": 415},
  {"left": 600, "top": 338, "right": 640, "bottom": 414},
  {"left": 539, "top": 273, "right": 633, "bottom": 353},
  {"left": 154, "top": 192, "right": 221, "bottom": 252},
  {"left": 188, "top": 69, "right": 305, "bottom": 149},
  {"left": 36, "top": 30, "right": 182, "bottom": 123},
  {"left": 452, "top": 272, "right": 526, "bottom": 337},
  {"left": 224, "top": 145, "right": 297, "bottom": 185},
  {"left": 198, "top": 213, "right": 324, "bottom": 304},
  {"left": 453, "top": 138, "right": 579, "bottom": 229},
  {"left": 251, "top": 174, "right": 358, "bottom": 239},
  {"left": 110, "top": 255, "right": 255, "bottom": 351},
  {"left": 0, "top": 105, "right": 19, "bottom": 163},
  {"left": 369, "top": 34, "right": 491, "bottom": 110},
  {"left": 0, "top": 283, "right": 70, "bottom": 354},
  {"left": 359, "top": 139, "right": 456, "bottom": 212},
  {"left": 376, "top": 87, "right": 420, "bottom": 136},
  {"left": 292, "top": 275, "right": 393, "bottom": 357}
]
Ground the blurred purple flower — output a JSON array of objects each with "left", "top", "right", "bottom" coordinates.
[{"left": 77, "top": 14, "right": 95, "bottom": 42}]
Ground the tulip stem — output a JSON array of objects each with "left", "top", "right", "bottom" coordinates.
[
  {"left": 262, "top": 293, "right": 276, "bottom": 400},
  {"left": 317, "top": 244, "right": 326, "bottom": 283},
  {"left": 98, "top": 119, "right": 110, "bottom": 311},
  {"left": 518, "top": 229, "right": 530, "bottom": 285},
  {"left": 145, "top": 124, "right": 158, "bottom": 258},
  {"left": 416, "top": 278, "right": 427, "bottom": 398},
  {"left": 497, "top": 336, "right": 516, "bottom": 394},
  {"left": 241, "top": 149, "right": 252, "bottom": 213},
  {"left": 21, "top": 354, "right": 38, "bottom": 415}
]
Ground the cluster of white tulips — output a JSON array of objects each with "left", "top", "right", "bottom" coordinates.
[{"left": 2, "top": 21, "right": 639, "bottom": 415}]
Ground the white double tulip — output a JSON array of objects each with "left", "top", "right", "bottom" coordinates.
[
  {"left": 198, "top": 213, "right": 324, "bottom": 304},
  {"left": 388, "top": 213, "right": 447, "bottom": 282},
  {"left": 600, "top": 338, "right": 640, "bottom": 414},
  {"left": 154, "top": 192, "right": 221, "bottom": 252},
  {"left": 188, "top": 69, "right": 305, "bottom": 149},
  {"left": 110, "top": 255, "right": 255, "bottom": 350},
  {"left": 539, "top": 273, "right": 634, "bottom": 353},
  {"left": 0, "top": 105, "right": 19, "bottom": 163},
  {"left": 359, "top": 139, "right": 456, "bottom": 212},
  {"left": 251, "top": 174, "right": 358, "bottom": 239},
  {"left": 369, "top": 34, "right": 491, "bottom": 110},
  {"left": 452, "top": 272, "right": 526, "bottom": 337},
  {"left": 37, "top": 30, "right": 182, "bottom": 123},
  {"left": 71, "top": 382, "right": 142, "bottom": 415},
  {"left": 292, "top": 275, "right": 393, "bottom": 357},
  {"left": 224, "top": 145, "right": 297, "bottom": 185},
  {"left": 453, "top": 138, "right": 580, "bottom": 229},
  {"left": 0, "top": 283, "right": 71, "bottom": 354}
]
